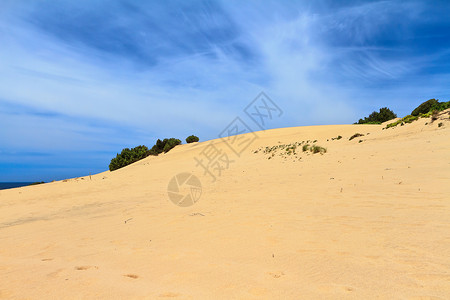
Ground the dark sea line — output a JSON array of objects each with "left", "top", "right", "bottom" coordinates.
[{"left": 0, "top": 182, "right": 34, "bottom": 190}]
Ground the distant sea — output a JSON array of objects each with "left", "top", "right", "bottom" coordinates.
[{"left": 0, "top": 182, "right": 34, "bottom": 190}]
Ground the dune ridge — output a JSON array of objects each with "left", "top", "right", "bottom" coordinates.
[{"left": 0, "top": 111, "right": 449, "bottom": 299}]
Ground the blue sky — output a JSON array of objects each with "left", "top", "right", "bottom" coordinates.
[{"left": 1, "top": 0, "right": 450, "bottom": 182}]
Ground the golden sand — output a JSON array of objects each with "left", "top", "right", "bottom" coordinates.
[{"left": 1, "top": 111, "right": 449, "bottom": 299}]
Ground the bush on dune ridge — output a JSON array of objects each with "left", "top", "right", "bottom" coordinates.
[
  {"left": 430, "top": 101, "right": 450, "bottom": 112},
  {"left": 109, "top": 145, "right": 151, "bottom": 171},
  {"left": 385, "top": 115, "right": 419, "bottom": 129},
  {"left": 411, "top": 99, "right": 439, "bottom": 116},
  {"left": 186, "top": 135, "right": 199, "bottom": 143},
  {"left": 109, "top": 138, "right": 183, "bottom": 171},
  {"left": 385, "top": 99, "right": 450, "bottom": 129},
  {"left": 163, "top": 138, "right": 182, "bottom": 153},
  {"left": 411, "top": 99, "right": 450, "bottom": 116},
  {"left": 108, "top": 98, "right": 449, "bottom": 171},
  {"left": 356, "top": 107, "right": 397, "bottom": 124},
  {"left": 150, "top": 138, "right": 181, "bottom": 155},
  {"left": 28, "top": 181, "right": 45, "bottom": 186}
]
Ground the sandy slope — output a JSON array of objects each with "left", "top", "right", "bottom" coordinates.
[{"left": 1, "top": 111, "right": 449, "bottom": 299}]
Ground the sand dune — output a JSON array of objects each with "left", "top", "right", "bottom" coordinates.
[{"left": 1, "top": 112, "right": 449, "bottom": 299}]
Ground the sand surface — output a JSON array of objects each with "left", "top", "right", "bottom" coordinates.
[{"left": 1, "top": 111, "right": 450, "bottom": 299}]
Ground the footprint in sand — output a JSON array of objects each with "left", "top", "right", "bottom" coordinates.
[
  {"left": 75, "top": 266, "right": 98, "bottom": 270},
  {"left": 249, "top": 287, "right": 269, "bottom": 296},
  {"left": 47, "top": 268, "right": 64, "bottom": 278},
  {"left": 408, "top": 296, "right": 445, "bottom": 300},
  {"left": 268, "top": 271, "right": 285, "bottom": 278},
  {"left": 158, "top": 292, "right": 179, "bottom": 297}
]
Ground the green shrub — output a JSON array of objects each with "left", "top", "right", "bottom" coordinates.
[
  {"left": 302, "top": 144, "right": 309, "bottom": 152},
  {"left": 411, "top": 99, "right": 439, "bottom": 116},
  {"left": 163, "top": 138, "right": 182, "bottom": 153},
  {"left": 429, "top": 100, "right": 450, "bottom": 112},
  {"left": 186, "top": 135, "right": 199, "bottom": 143},
  {"left": 410, "top": 99, "right": 450, "bottom": 118},
  {"left": 385, "top": 119, "right": 401, "bottom": 128},
  {"left": 150, "top": 139, "right": 166, "bottom": 154},
  {"left": 310, "top": 145, "right": 327, "bottom": 154},
  {"left": 28, "top": 181, "right": 45, "bottom": 186},
  {"left": 403, "top": 115, "right": 419, "bottom": 123},
  {"left": 431, "top": 110, "right": 439, "bottom": 122},
  {"left": 419, "top": 111, "right": 432, "bottom": 118},
  {"left": 149, "top": 138, "right": 181, "bottom": 155},
  {"left": 384, "top": 99, "right": 450, "bottom": 129},
  {"left": 357, "top": 107, "right": 397, "bottom": 124},
  {"left": 385, "top": 114, "right": 419, "bottom": 129},
  {"left": 438, "top": 122, "right": 444, "bottom": 127},
  {"left": 109, "top": 137, "right": 183, "bottom": 171},
  {"left": 349, "top": 133, "right": 364, "bottom": 141},
  {"left": 109, "top": 145, "right": 151, "bottom": 171}
]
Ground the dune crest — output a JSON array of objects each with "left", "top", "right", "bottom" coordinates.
[{"left": 1, "top": 113, "right": 450, "bottom": 299}]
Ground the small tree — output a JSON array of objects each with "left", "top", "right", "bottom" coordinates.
[
  {"left": 411, "top": 99, "right": 439, "bottom": 116},
  {"left": 163, "top": 138, "right": 181, "bottom": 153},
  {"left": 109, "top": 145, "right": 151, "bottom": 171},
  {"left": 357, "top": 107, "right": 397, "bottom": 124},
  {"left": 430, "top": 100, "right": 450, "bottom": 113},
  {"left": 150, "top": 139, "right": 167, "bottom": 155},
  {"left": 186, "top": 135, "right": 199, "bottom": 143}
]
